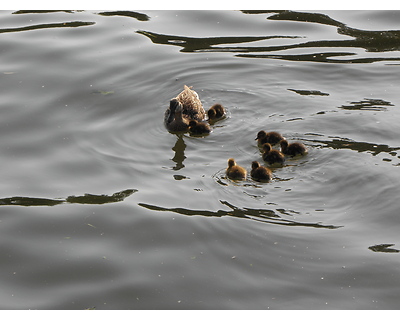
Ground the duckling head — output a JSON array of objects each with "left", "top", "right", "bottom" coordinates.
[
  {"left": 188, "top": 119, "right": 211, "bottom": 135},
  {"left": 262, "top": 143, "right": 272, "bottom": 153},
  {"left": 251, "top": 161, "right": 261, "bottom": 170},
  {"left": 209, "top": 104, "right": 225, "bottom": 117},
  {"left": 189, "top": 120, "right": 197, "bottom": 127},
  {"left": 280, "top": 139, "right": 289, "bottom": 150},
  {"left": 255, "top": 130, "right": 267, "bottom": 140},
  {"left": 208, "top": 108, "right": 217, "bottom": 119},
  {"left": 227, "top": 158, "right": 236, "bottom": 168}
]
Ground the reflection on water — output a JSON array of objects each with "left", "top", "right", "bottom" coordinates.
[
  {"left": 254, "top": 10, "right": 346, "bottom": 27},
  {"left": 0, "top": 189, "right": 137, "bottom": 207},
  {"left": 0, "top": 21, "right": 95, "bottom": 34},
  {"left": 171, "top": 135, "right": 186, "bottom": 171},
  {"left": 137, "top": 10, "right": 400, "bottom": 64},
  {"left": 1, "top": 9, "right": 400, "bottom": 309},
  {"left": 97, "top": 11, "right": 150, "bottom": 21},
  {"left": 137, "top": 30, "right": 301, "bottom": 53},
  {"left": 368, "top": 244, "right": 400, "bottom": 253},
  {"left": 340, "top": 98, "right": 394, "bottom": 111},
  {"left": 305, "top": 136, "right": 400, "bottom": 157},
  {"left": 139, "top": 201, "right": 341, "bottom": 229},
  {"left": 12, "top": 10, "right": 78, "bottom": 14},
  {"left": 288, "top": 89, "right": 329, "bottom": 96}
]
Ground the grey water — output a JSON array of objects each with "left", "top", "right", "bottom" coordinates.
[{"left": 0, "top": 10, "right": 400, "bottom": 310}]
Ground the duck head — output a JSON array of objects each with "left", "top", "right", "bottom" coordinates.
[
  {"left": 165, "top": 98, "right": 181, "bottom": 124},
  {"left": 251, "top": 161, "right": 261, "bottom": 170},
  {"left": 262, "top": 143, "right": 272, "bottom": 153},
  {"left": 255, "top": 130, "right": 267, "bottom": 140}
]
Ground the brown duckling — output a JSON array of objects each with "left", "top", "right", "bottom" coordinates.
[
  {"left": 280, "top": 140, "right": 307, "bottom": 157},
  {"left": 256, "top": 130, "right": 284, "bottom": 146},
  {"left": 262, "top": 143, "right": 285, "bottom": 166},
  {"left": 164, "top": 100, "right": 189, "bottom": 132},
  {"left": 207, "top": 103, "right": 226, "bottom": 121},
  {"left": 251, "top": 161, "right": 272, "bottom": 182},
  {"left": 226, "top": 158, "right": 247, "bottom": 180},
  {"left": 188, "top": 120, "right": 211, "bottom": 135}
]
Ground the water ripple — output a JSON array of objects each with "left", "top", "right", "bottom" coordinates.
[
  {"left": 0, "top": 21, "right": 95, "bottom": 34},
  {"left": 136, "top": 10, "right": 400, "bottom": 64},
  {"left": 138, "top": 201, "right": 341, "bottom": 229},
  {"left": 0, "top": 189, "right": 137, "bottom": 207}
]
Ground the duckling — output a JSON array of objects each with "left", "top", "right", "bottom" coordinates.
[
  {"left": 280, "top": 139, "right": 307, "bottom": 157},
  {"left": 256, "top": 130, "right": 284, "bottom": 146},
  {"left": 226, "top": 158, "right": 247, "bottom": 180},
  {"left": 188, "top": 120, "right": 211, "bottom": 135},
  {"left": 262, "top": 143, "right": 285, "bottom": 166},
  {"left": 251, "top": 161, "right": 272, "bottom": 182},
  {"left": 207, "top": 103, "right": 226, "bottom": 121},
  {"left": 164, "top": 100, "right": 189, "bottom": 132}
]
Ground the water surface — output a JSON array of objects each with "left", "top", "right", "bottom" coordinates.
[{"left": 0, "top": 10, "right": 400, "bottom": 309}]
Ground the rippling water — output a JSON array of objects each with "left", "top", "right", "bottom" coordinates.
[{"left": 1, "top": 10, "right": 400, "bottom": 310}]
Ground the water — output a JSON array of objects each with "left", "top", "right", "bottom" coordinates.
[{"left": 0, "top": 9, "right": 400, "bottom": 310}]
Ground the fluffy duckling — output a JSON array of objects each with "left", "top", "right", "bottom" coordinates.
[
  {"left": 226, "top": 158, "right": 247, "bottom": 180},
  {"left": 256, "top": 130, "right": 284, "bottom": 146},
  {"left": 262, "top": 143, "right": 285, "bottom": 166},
  {"left": 251, "top": 161, "right": 272, "bottom": 182},
  {"left": 280, "top": 140, "right": 307, "bottom": 157},
  {"left": 207, "top": 103, "right": 226, "bottom": 121},
  {"left": 164, "top": 100, "right": 189, "bottom": 132},
  {"left": 188, "top": 120, "right": 211, "bottom": 135}
]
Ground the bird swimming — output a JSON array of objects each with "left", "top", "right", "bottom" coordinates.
[
  {"left": 164, "top": 100, "right": 190, "bottom": 132},
  {"left": 164, "top": 85, "right": 206, "bottom": 132},
  {"left": 256, "top": 130, "right": 284, "bottom": 146},
  {"left": 262, "top": 143, "right": 285, "bottom": 166},
  {"left": 280, "top": 140, "right": 307, "bottom": 157},
  {"left": 226, "top": 158, "right": 247, "bottom": 180},
  {"left": 188, "top": 120, "right": 211, "bottom": 135},
  {"left": 250, "top": 161, "right": 272, "bottom": 182},
  {"left": 207, "top": 103, "right": 226, "bottom": 121}
]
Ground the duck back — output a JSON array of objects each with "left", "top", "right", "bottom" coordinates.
[{"left": 175, "top": 85, "right": 206, "bottom": 122}]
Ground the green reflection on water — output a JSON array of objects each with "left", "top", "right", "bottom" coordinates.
[
  {"left": 0, "top": 21, "right": 95, "bottom": 34},
  {"left": 98, "top": 11, "right": 150, "bottom": 21},
  {"left": 0, "top": 189, "right": 137, "bottom": 207},
  {"left": 305, "top": 136, "right": 400, "bottom": 156},
  {"left": 340, "top": 98, "right": 394, "bottom": 111},
  {"left": 136, "top": 30, "right": 300, "bottom": 53},
  {"left": 137, "top": 10, "right": 400, "bottom": 64},
  {"left": 369, "top": 243, "right": 400, "bottom": 253},
  {"left": 138, "top": 200, "right": 341, "bottom": 229}
]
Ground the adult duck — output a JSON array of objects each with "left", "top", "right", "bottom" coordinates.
[
  {"left": 164, "top": 101, "right": 190, "bottom": 133},
  {"left": 164, "top": 85, "right": 206, "bottom": 132}
]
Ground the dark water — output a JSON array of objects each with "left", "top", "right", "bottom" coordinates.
[{"left": 0, "top": 10, "right": 400, "bottom": 310}]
